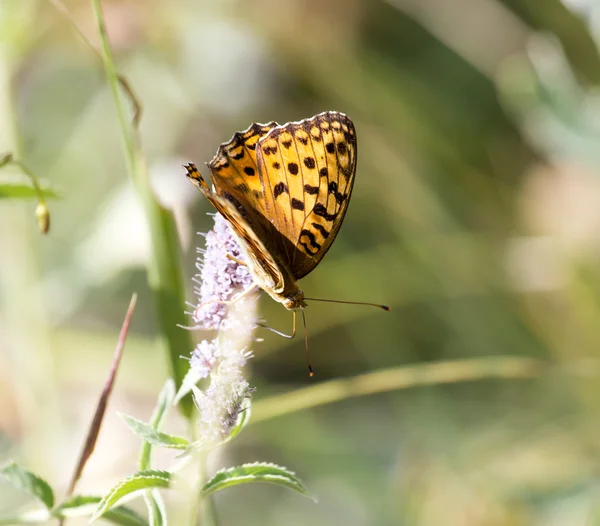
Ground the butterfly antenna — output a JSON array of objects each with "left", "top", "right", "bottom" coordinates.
[
  {"left": 303, "top": 297, "right": 391, "bottom": 311},
  {"left": 302, "top": 309, "right": 314, "bottom": 377}
]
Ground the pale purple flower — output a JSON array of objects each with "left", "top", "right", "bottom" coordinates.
[
  {"left": 191, "top": 213, "right": 253, "bottom": 330},
  {"left": 190, "top": 340, "right": 218, "bottom": 379},
  {"left": 181, "top": 212, "right": 259, "bottom": 448}
]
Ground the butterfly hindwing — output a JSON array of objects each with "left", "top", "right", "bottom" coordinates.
[{"left": 256, "top": 111, "right": 357, "bottom": 279}]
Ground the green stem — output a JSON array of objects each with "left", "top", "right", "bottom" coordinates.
[
  {"left": 89, "top": 0, "right": 194, "bottom": 416},
  {"left": 90, "top": 0, "right": 136, "bottom": 173},
  {"left": 194, "top": 452, "right": 217, "bottom": 526},
  {"left": 252, "top": 356, "right": 544, "bottom": 423}
]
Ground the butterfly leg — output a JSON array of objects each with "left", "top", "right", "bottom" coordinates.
[
  {"left": 211, "top": 234, "right": 248, "bottom": 267},
  {"left": 212, "top": 283, "right": 259, "bottom": 309},
  {"left": 226, "top": 254, "right": 247, "bottom": 266},
  {"left": 198, "top": 283, "right": 259, "bottom": 310},
  {"left": 229, "top": 283, "right": 259, "bottom": 303},
  {"left": 258, "top": 310, "right": 297, "bottom": 339}
]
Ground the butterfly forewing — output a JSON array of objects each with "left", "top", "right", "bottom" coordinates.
[
  {"left": 202, "top": 120, "right": 301, "bottom": 287},
  {"left": 208, "top": 121, "right": 278, "bottom": 216},
  {"left": 256, "top": 111, "right": 357, "bottom": 279},
  {"left": 184, "top": 163, "right": 285, "bottom": 293}
]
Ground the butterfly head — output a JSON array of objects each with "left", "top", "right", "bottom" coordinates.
[{"left": 282, "top": 289, "right": 307, "bottom": 310}]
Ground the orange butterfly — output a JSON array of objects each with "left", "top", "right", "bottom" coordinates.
[{"left": 185, "top": 111, "right": 388, "bottom": 371}]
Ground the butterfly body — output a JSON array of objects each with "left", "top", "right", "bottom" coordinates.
[{"left": 185, "top": 111, "right": 357, "bottom": 311}]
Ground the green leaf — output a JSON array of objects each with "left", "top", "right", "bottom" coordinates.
[
  {"left": 139, "top": 380, "right": 176, "bottom": 471},
  {"left": 174, "top": 365, "right": 204, "bottom": 404},
  {"left": 55, "top": 495, "right": 147, "bottom": 525},
  {"left": 120, "top": 414, "right": 189, "bottom": 450},
  {"left": 91, "top": 470, "right": 172, "bottom": 523},
  {"left": 143, "top": 490, "right": 166, "bottom": 526},
  {"left": 201, "top": 463, "right": 316, "bottom": 501},
  {"left": 134, "top": 382, "right": 173, "bottom": 524},
  {"left": 149, "top": 380, "right": 176, "bottom": 429},
  {"left": 0, "top": 461, "right": 54, "bottom": 509},
  {"left": 146, "top": 205, "right": 195, "bottom": 418},
  {"left": 0, "top": 181, "right": 60, "bottom": 199},
  {"left": 90, "top": 0, "right": 193, "bottom": 418}
]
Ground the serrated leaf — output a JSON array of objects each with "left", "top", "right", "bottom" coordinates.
[
  {"left": 55, "top": 495, "right": 147, "bottom": 526},
  {"left": 201, "top": 463, "right": 315, "bottom": 501},
  {"left": 90, "top": 470, "right": 172, "bottom": 523},
  {"left": 149, "top": 380, "right": 176, "bottom": 429},
  {"left": 174, "top": 365, "right": 204, "bottom": 405},
  {"left": 0, "top": 461, "right": 54, "bottom": 509},
  {"left": 140, "top": 380, "right": 176, "bottom": 471},
  {"left": 121, "top": 414, "right": 189, "bottom": 450}
]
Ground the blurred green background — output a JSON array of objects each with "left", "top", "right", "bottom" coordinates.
[{"left": 3, "top": 0, "right": 600, "bottom": 524}]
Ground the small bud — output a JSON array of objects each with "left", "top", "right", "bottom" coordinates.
[{"left": 35, "top": 201, "right": 50, "bottom": 234}]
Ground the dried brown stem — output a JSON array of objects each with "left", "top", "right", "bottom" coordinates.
[{"left": 65, "top": 293, "right": 138, "bottom": 497}]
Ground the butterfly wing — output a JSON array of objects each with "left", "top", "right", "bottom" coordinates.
[
  {"left": 207, "top": 121, "right": 277, "bottom": 220},
  {"left": 184, "top": 163, "right": 285, "bottom": 294},
  {"left": 256, "top": 111, "right": 357, "bottom": 279}
]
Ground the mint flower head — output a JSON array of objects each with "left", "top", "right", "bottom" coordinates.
[
  {"left": 191, "top": 213, "right": 254, "bottom": 330},
  {"left": 180, "top": 213, "right": 259, "bottom": 448}
]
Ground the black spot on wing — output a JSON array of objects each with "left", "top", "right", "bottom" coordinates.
[
  {"left": 288, "top": 162, "right": 299, "bottom": 175},
  {"left": 303, "top": 157, "right": 316, "bottom": 169},
  {"left": 212, "top": 162, "right": 229, "bottom": 172},
  {"left": 328, "top": 181, "right": 347, "bottom": 204},
  {"left": 311, "top": 222, "right": 330, "bottom": 239},
  {"left": 314, "top": 203, "right": 337, "bottom": 221},
  {"left": 300, "top": 229, "right": 322, "bottom": 250},
  {"left": 273, "top": 182, "right": 289, "bottom": 199},
  {"left": 299, "top": 241, "right": 319, "bottom": 256}
]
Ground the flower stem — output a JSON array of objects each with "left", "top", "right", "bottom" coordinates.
[
  {"left": 89, "top": 0, "right": 194, "bottom": 416},
  {"left": 252, "top": 356, "right": 544, "bottom": 423}
]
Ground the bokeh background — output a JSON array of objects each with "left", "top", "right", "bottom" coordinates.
[{"left": 3, "top": 0, "right": 600, "bottom": 524}]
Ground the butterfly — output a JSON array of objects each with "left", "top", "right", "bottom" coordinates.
[{"left": 184, "top": 111, "right": 358, "bottom": 312}]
